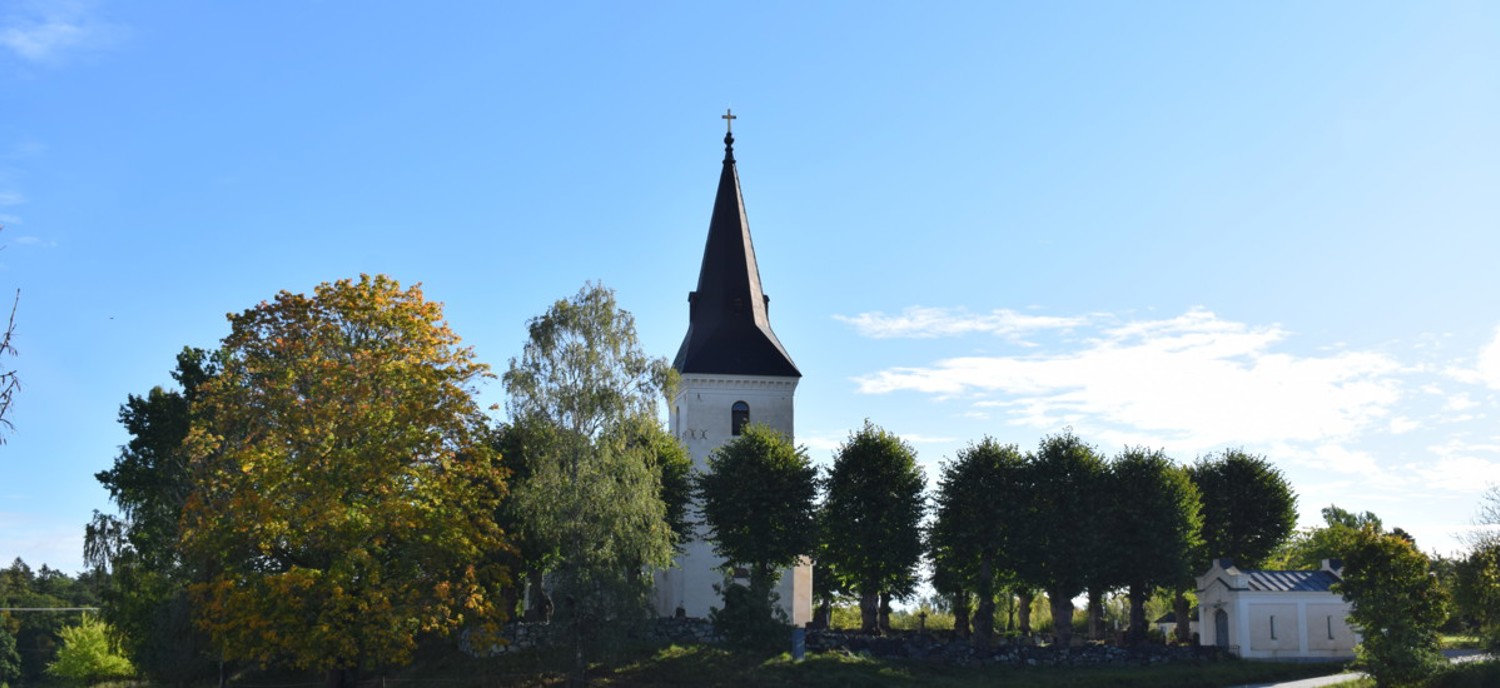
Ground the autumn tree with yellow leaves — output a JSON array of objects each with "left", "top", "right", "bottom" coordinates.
[{"left": 179, "top": 275, "right": 511, "bottom": 686}]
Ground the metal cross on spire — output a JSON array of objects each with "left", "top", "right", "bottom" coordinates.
[{"left": 722, "top": 108, "right": 736, "bottom": 133}]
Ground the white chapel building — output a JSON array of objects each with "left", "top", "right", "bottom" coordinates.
[
  {"left": 652, "top": 119, "right": 813, "bottom": 625},
  {"left": 1196, "top": 558, "right": 1358, "bottom": 660}
]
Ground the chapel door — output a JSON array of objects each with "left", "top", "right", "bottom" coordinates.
[{"left": 1214, "top": 609, "right": 1230, "bottom": 648}]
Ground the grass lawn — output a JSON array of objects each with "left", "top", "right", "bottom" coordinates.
[
  {"left": 442, "top": 644, "right": 1349, "bottom": 688},
  {"left": 204, "top": 638, "right": 1361, "bottom": 687}
]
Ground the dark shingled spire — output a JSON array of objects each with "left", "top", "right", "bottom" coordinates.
[{"left": 673, "top": 118, "right": 800, "bottom": 378}]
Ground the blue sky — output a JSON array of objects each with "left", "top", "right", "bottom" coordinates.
[{"left": 2, "top": 1, "right": 1498, "bottom": 572}]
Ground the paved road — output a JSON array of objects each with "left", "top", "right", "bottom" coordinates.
[{"left": 1229, "top": 650, "right": 1492, "bottom": 688}]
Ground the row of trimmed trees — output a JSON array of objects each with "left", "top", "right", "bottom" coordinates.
[{"left": 693, "top": 423, "right": 1299, "bottom": 650}]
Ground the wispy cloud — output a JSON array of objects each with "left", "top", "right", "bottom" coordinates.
[
  {"left": 853, "top": 308, "right": 1404, "bottom": 451},
  {"left": 1410, "top": 439, "right": 1500, "bottom": 493},
  {"left": 13, "top": 235, "right": 54, "bottom": 248},
  {"left": 1, "top": 0, "right": 125, "bottom": 64},
  {"left": 0, "top": 191, "right": 24, "bottom": 206},
  {"left": 835, "top": 306, "right": 1089, "bottom": 340}
]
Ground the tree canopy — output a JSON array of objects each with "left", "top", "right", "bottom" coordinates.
[
  {"left": 1336, "top": 524, "right": 1447, "bottom": 687},
  {"left": 1106, "top": 447, "right": 1202, "bottom": 646},
  {"left": 88, "top": 347, "right": 220, "bottom": 682},
  {"left": 695, "top": 423, "right": 817, "bottom": 647},
  {"left": 501, "top": 282, "right": 679, "bottom": 672},
  {"left": 930, "top": 438, "right": 1027, "bottom": 647},
  {"left": 820, "top": 421, "right": 927, "bottom": 634},
  {"left": 1017, "top": 430, "right": 1106, "bottom": 647},
  {"left": 1191, "top": 449, "right": 1298, "bottom": 569},
  {"left": 179, "top": 274, "right": 511, "bottom": 678}
]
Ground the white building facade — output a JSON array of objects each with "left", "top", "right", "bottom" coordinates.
[
  {"left": 1196, "top": 558, "right": 1358, "bottom": 660},
  {"left": 652, "top": 122, "right": 812, "bottom": 625}
]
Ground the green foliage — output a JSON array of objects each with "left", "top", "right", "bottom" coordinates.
[
  {"left": 1018, "top": 430, "right": 1106, "bottom": 646},
  {"left": 503, "top": 282, "right": 678, "bottom": 668},
  {"left": 821, "top": 421, "right": 927, "bottom": 633},
  {"left": 0, "top": 622, "right": 20, "bottom": 686},
  {"left": 1454, "top": 543, "right": 1500, "bottom": 652},
  {"left": 1190, "top": 449, "right": 1298, "bottom": 569},
  {"left": 1336, "top": 525, "right": 1448, "bottom": 688},
  {"left": 930, "top": 438, "right": 1027, "bottom": 646},
  {"left": 708, "top": 577, "right": 790, "bottom": 653},
  {"left": 46, "top": 615, "right": 135, "bottom": 685},
  {"left": 1268, "top": 505, "right": 1382, "bottom": 570},
  {"left": 1107, "top": 447, "right": 1202, "bottom": 645},
  {"left": 0, "top": 559, "right": 102, "bottom": 683},
  {"left": 698, "top": 424, "right": 818, "bottom": 582},
  {"left": 89, "top": 347, "right": 219, "bottom": 683},
  {"left": 697, "top": 424, "right": 816, "bottom": 647},
  {"left": 181, "top": 274, "right": 512, "bottom": 674}
]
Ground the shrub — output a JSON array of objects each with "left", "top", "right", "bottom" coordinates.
[{"left": 46, "top": 615, "right": 134, "bottom": 685}]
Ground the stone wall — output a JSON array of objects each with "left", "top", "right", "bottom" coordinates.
[{"left": 472, "top": 618, "right": 1223, "bottom": 669}]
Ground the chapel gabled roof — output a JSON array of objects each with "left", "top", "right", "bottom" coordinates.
[{"left": 673, "top": 122, "right": 801, "bottom": 378}]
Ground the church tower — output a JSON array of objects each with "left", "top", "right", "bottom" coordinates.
[{"left": 654, "top": 114, "right": 811, "bottom": 624}]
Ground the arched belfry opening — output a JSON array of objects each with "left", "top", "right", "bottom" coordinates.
[{"left": 731, "top": 401, "right": 749, "bottom": 435}]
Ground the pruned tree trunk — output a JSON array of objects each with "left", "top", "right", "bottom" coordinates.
[
  {"left": 1086, "top": 588, "right": 1104, "bottom": 641},
  {"left": 526, "top": 568, "right": 553, "bottom": 623},
  {"left": 1126, "top": 582, "right": 1149, "bottom": 646},
  {"left": 326, "top": 667, "right": 357, "bottom": 688},
  {"left": 1173, "top": 589, "right": 1192, "bottom": 644},
  {"left": 952, "top": 592, "right": 971, "bottom": 638},
  {"left": 878, "top": 592, "right": 893, "bottom": 633},
  {"left": 813, "top": 600, "right": 832, "bottom": 629},
  {"left": 1049, "top": 590, "right": 1074, "bottom": 648},
  {"left": 859, "top": 589, "right": 880, "bottom": 634},
  {"left": 972, "top": 559, "right": 994, "bottom": 649},
  {"left": 1017, "top": 589, "right": 1034, "bottom": 635}
]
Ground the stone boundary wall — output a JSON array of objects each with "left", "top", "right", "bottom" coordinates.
[{"left": 474, "top": 618, "right": 1223, "bottom": 668}]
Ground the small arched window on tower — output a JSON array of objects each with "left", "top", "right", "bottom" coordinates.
[{"left": 731, "top": 401, "right": 750, "bottom": 436}]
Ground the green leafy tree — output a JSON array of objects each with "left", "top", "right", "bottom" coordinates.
[
  {"left": 1107, "top": 447, "right": 1202, "bottom": 646},
  {"left": 0, "top": 559, "right": 103, "bottom": 683},
  {"left": 1177, "top": 449, "right": 1296, "bottom": 642},
  {"left": 46, "top": 615, "right": 134, "bottom": 685},
  {"left": 1455, "top": 542, "right": 1500, "bottom": 652},
  {"left": 1335, "top": 525, "right": 1447, "bottom": 688},
  {"left": 1267, "top": 505, "right": 1381, "bottom": 570},
  {"left": 695, "top": 424, "right": 817, "bottom": 648},
  {"left": 930, "top": 438, "right": 1027, "bottom": 648},
  {"left": 180, "top": 275, "right": 511, "bottom": 685},
  {"left": 821, "top": 421, "right": 926, "bottom": 634},
  {"left": 0, "top": 621, "right": 21, "bottom": 687},
  {"left": 1190, "top": 449, "right": 1298, "bottom": 567},
  {"left": 89, "top": 347, "right": 220, "bottom": 683},
  {"left": 1015, "top": 430, "right": 1106, "bottom": 648},
  {"left": 502, "top": 282, "right": 677, "bottom": 677}
]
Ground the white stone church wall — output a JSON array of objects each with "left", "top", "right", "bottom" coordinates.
[{"left": 654, "top": 373, "right": 811, "bottom": 625}]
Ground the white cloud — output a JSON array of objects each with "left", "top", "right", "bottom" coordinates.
[
  {"left": 0, "top": 191, "right": 24, "bottom": 206},
  {"left": 854, "top": 308, "right": 1403, "bottom": 451},
  {"left": 1477, "top": 326, "right": 1500, "bottom": 391},
  {"left": 835, "top": 306, "right": 1088, "bottom": 340},
  {"left": 1410, "top": 458, "right": 1500, "bottom": 493},
  {"left": 13, "top": 235, "right": 54, "bottom": 248},
  {"left": 797, "top": 434, "right": 843, "bottom": 453},
  {"left": 1446, "top": 394, "right": 1479, "bottom": 412},
  {"left": 1388, "top": 416, "right": 1419, "bottom": 434},
  {"left": 0, "top": 0, "right": 124, "bottom": 64}
]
